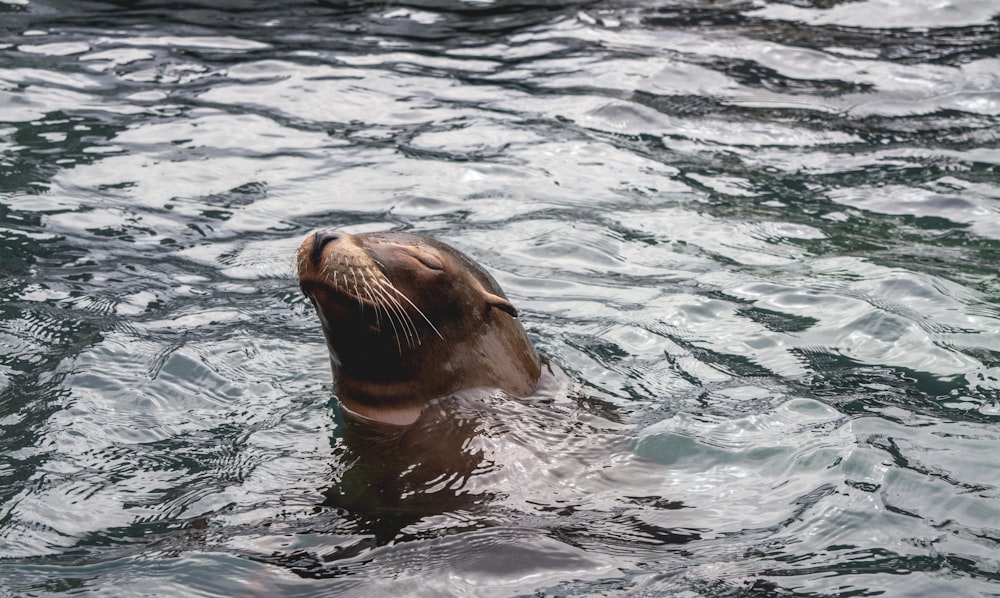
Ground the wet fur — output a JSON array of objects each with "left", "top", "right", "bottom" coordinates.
[{"left": 297, "top": 231, "right": 542, "bottom": 426}]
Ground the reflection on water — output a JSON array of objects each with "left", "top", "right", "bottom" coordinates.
[{"left": 1, "top": 0, "right": 999, "bottom": 595}]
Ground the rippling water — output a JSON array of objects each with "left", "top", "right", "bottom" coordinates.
[{"left": 1, "top": 0, "right": 999, "bottom": 595}]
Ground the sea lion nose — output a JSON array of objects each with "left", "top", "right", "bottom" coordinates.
[{"left": 310, "top": 230, "right": 342, "bottom": 265}]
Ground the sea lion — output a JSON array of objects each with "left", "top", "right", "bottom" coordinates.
[{"left": 297, "top": 230, "right": 542, "bottom": 426}]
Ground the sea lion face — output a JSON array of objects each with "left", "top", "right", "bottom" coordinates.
[{"left": 297, "top": 231, "right": 541, "bottom": 425}]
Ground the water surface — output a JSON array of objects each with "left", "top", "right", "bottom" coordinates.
[{"left": 1, "top": 0, "right": 999, "bottom": 595}]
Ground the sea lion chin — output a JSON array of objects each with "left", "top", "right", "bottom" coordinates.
[{"left": 297, "top": 230, "right": 542, "bottom": 426}]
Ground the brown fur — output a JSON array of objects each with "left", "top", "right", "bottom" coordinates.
[{"left": 297, "top": 231, "right": 542, "bottom": 425}]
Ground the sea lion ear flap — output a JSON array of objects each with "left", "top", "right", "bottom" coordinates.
[{"left": 485, "top": 292, "right": 519, "bottom": 318}]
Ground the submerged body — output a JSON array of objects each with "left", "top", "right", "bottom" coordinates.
[{"left": 297, "top": 230, "right": 542, "bottom": 425}]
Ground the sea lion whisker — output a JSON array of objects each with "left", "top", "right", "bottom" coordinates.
[
  {"left": 381, "top": 280, "right": 445, "bottom": 341},
  {"left": 371, "top": 279, "right": 420, "bottom": 348},
  {"left": 321, "top": 264, "right": 343, "bottom": 298},
  {"left": 361, "top": 272, "right": 404, "bottom": 346},
  {"left": 370, "top": 281, "right": 404, "bottom": 354},
  {"left": 350, "top": 268, "right": 366, "bottom": 313},
  {"left": 358, "top": 274, "right": 384, "bottom": 332},
  {"left": 362, "top": 274, "right": 412, "bottom": 350},
  {"left": 368, "top": 276, "right": 417, "bottom": 351}
]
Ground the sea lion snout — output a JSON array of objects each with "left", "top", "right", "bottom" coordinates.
[{"left": 309, "top": 230, "right": 347, "bottom": 266}]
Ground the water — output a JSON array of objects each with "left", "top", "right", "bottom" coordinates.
[{"left": 1, "top": 0, "right": 998, "bottom": 595}]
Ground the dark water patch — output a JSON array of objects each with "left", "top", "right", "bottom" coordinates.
[{"left": 644, "top": 4, "right": 1000, "bottom": 66}]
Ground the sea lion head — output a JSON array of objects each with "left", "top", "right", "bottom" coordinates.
[{"left": 297, "top": 230, "right": 541, "bottom": 425}]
